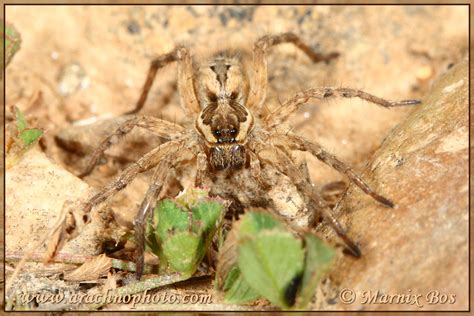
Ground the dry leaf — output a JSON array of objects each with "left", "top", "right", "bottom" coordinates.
[
  {"left": 103, "top": 271, "right": 119, "bottom": 292},
  {"left": 64, "top": 254, "right": 112, "bottom": 281}
]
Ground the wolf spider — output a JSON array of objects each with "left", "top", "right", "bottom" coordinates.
[{"left": 48, "top": 32, "right": 419, "bottom": 279}]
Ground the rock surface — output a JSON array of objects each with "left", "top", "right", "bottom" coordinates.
[
  {"left": 5, "top": 148, "right": 107, "bottom": 256},
  {"left": 318, "top": 58, "right": 468, "bottom": 311}
]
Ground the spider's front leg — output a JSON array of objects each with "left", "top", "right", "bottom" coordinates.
[
  {"left": 46, "top": 139, "right": 185, "bottom": 264},
  {"left": 134, "top": 142, "right": 198, "bottom": 279},
  {"left": 78, "top": 116, "right": 184, "bottom": 178},
  {"left": 134, "top": 159, "right": 174, "bottom": 279},
  {"left": 248, "top": 32, "right": 339, "bottom": 114}
]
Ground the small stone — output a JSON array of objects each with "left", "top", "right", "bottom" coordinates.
[
  {"left": 126, "top": 19, "right": 141, "bottom": 34},
  {"left": 415, "top": 65, "right": 433, "bottom": 81},
  {"left": 57, "top": 62, "right": 88, "bottom": 97},
  {"left": 50, "top": 51, "right": 59, "bottom": 60}
]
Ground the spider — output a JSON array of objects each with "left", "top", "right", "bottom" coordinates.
[{"left": 47, "top": 32, "right": 419, "bottom": 279}]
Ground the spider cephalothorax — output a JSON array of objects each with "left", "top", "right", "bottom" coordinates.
[
  {"left": 195, "top": 53, "right": 254, "bottom": 170},
  {"left": 48, "top": 32, "right": 420, "bottom": 279}
]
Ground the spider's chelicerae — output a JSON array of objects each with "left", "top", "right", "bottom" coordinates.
[{"left": 48, "top": 33, "right": 419, "bottom": 279}]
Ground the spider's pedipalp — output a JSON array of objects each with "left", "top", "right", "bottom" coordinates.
[
  {"left": 268, "top": 87, "right": 421, "bottom": 126},
  {"left": 194, "top": 152, "right": 208, "bottom": 187}
]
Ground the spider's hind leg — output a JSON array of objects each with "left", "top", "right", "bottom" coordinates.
[
  {"left": 126, "top": 50, "right": 179, "bottom": 115},
  {"left": 285, "top": 134, "right": 395, "bottom": 208},
  {"left": 256, "top": 32, "right": 339, "bottom": 64},
  {"left": 127, "top": 46, "right": 201, "bottom": 116},
  {"left": 321, "top": 180, "right": 348, "bottom": 210},
  {"left": 270, "top": 87, "right": 421, "bottom": 126},
  {"left": 255, "top": 144, "right": 361, "bottom": 257}
]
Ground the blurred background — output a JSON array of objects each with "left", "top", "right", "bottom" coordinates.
[{"left": 5, "top": 5, "right": 468, "bottom": 184}]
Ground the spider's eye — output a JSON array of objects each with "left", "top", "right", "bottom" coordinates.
[
  {"left": 207, "top": 91, "right": 218, "bottom": 102},
  {"left": 230, "top": 128, "right": 237, "bottom": 136},
  {"left": 230, "top": 91, "right": 239, "bottom": 100},
  {"left": 213, "top": 130, "right": 221, "bottom": 137}
]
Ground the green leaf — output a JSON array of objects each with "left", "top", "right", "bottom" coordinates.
[
  {"left": 5, "top": 22, "right": 22, "bottom": 67},
  {"left": 238, "top": 211, "right": 283, "bottom": 236},
  {"left": 237, "top": 230, "right": 305, "bottom": 309},
  {"left": 154, "top": 199, "right": 190, "bottom": 242},
  {"left": 175, "top": 187, "right": 209, "bottom": 209},
  {"left": 191, "top": 200, "right": 223, "bottom": 235},
  {"left": 14, "top": 107, "right": 43, "bottom": 146},
  {"left": 296, "top": 233, "right": 335, "bottom": 308},
  {"left": 15, "top": 106, "right": 27, "bottom": 132},
  {"left": 145, "top": 217, "right": 160, "bottom": 256},
  {"left": 162, "top": 231, "right": 201, "bottom": 276},
  {"left": 222, "top": 267, "right": 261, "bottom": 304},
  {"left": 19, "top": 128, "right": 43, "bottom": 146},
  {"left": 148, "top": 193, "right": 225, "bottom": 276},
  {"left": 218, "top": 211, "right": 335, "bottom": 309}
]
